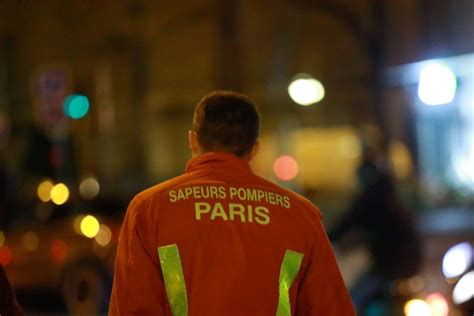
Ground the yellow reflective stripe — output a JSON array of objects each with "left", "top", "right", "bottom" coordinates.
[
  {"left": 158, "top": 244, "right": 188, "bottom": 316},
  {"left": 276, "top": 250, "right": 304, "bottom": 316}
]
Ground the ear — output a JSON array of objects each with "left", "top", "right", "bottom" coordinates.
[
  {"left": 248, "top": 141, "right": 260, "bottom": 161},
  {"left": 188, "top": 130, "right": 201, "bottom": 157}
]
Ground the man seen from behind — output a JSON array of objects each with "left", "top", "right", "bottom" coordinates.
[{"left": 109, "top": 91, "right": 354, "bottom": 315}]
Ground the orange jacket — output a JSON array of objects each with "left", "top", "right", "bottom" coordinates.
[{"left": 109, "top": 152, "right": 354, "bottom": 315}]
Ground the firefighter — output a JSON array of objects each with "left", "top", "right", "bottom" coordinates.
[{"left": 109, "top": 91, "right": 354, "bottom": 315}]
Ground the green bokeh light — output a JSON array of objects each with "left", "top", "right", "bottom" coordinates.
[{"left": 64, "top": 94, "right": 90, "bottom": 119}]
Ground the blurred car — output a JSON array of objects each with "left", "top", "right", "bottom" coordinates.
[
  {"left": 0, "top": 211, "right": 122, "bottom": 315},
  {"left": 334, "top": 207, "right": 474, "bottom": 316},
  {"left": 416, "top": 207, "right": 474, "bottom": 316}
]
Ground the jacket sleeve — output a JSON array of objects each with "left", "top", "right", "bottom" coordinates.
[
  {"left": 295, "top": 207, "right": 355, "bottom": 316},
  {"left": 109, "top": 198, "right": 169, "bottom": 315}
]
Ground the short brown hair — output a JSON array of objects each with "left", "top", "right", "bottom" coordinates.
[{"left": 192, "top": 91, "right": 260, "bottom": 157}]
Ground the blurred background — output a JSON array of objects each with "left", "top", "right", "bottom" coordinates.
[{"left": 0, "top": 0, "right": 473, "bottom": 315}]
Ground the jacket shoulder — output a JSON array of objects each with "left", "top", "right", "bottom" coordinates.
[
  {"left": 133, "top": 172, "right": 198, "bottom": 204},
  {"left": 253, "top": 175, "right": 323, "bottom": 220}
]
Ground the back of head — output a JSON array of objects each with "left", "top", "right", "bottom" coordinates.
[{"left": 193, "top": 91, "right": 260, "bottom": 157}]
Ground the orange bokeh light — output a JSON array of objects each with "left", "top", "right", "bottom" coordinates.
[
  {"left": 273, "top": 156, "right": 299, "bottom": 181},
  {"left": 426, "top": 292, "right": 449, "bottom": 316},
  {"left": 51, "top": 239, "right": 68, "bottom": 265}
]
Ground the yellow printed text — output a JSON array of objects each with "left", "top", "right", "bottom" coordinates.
[{"left": 194, "top": 202, "right": 270, "bottom": 225}]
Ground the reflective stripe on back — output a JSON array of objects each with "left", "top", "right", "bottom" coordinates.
[
  {"left": 276, "top": 250, "right": 304, "bottom": 316},
  {"left": 158, "top": 244, "right": 188, "bottom": 316}
]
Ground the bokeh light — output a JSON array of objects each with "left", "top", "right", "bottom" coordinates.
[
  {"left": 288, "top": 74, "right": 325, "bottom": 106},
  {"left": 95, "top": 224, "right": 112, "bottom": 246},
  {"left": 453, "top": 156, "right": 474, "bottom": 187},
  {"left": 0, "top": 246, "right": 12, "bottom": 266},
  {"left": 273, "top": 155, "right": 299, "bottom": 181},
  {"left": 0, "top": 231, "right": 4, "bottom": 247},
  {"left": 22, "top": 231, "right": 39, "bottom": 252},
  {"left": 73, "top": 215, "right": 85, "bottom": 234},
  {"left": 389, "top": 141, "right": 414, "bottom": 180},
  {"left": 442, "top": 242, "right": 473, "bottom": 279},
  {"left": 37, "top": 179, "right": 54, "bottom": 202},
  {"left": 50, "top": 183, "right": 70, "bottom": 205},
  {"left": 64, "top": 94, "right": 90, "bottom": 119},
  {"left": 80, "top": 215, "right": 100, "bottom": 238},
  {"left": 426, "top": 292, "right": 449, "bottom": 316},
  {"left": 404, "top": 299, "right": 432, "bottom": 316},
  {"left": 51, "top": 239, "right": 68, "bottom": 265},
  {"left": 418, "top": 63, "right": 457, "bottom": 105},
  {"left": 452, "top": 271, "right": 474, "bottom": 305},
  {"left": 79, "top": 176, "right": 100, "bottom": 200}
]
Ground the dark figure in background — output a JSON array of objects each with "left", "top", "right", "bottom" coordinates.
[
  {"left": 23, "top": 125, "right": 54, "bottom": 178},
  {"left": 0, "top": 113, "right": 16, "bottom": 229},
  {"left": 0, "top": 265, "right": 23, "bottom": 316},
  {"left": 329, "top": 156, "right": 422, "bottom": 313},
  {"left": 0, "top": 162, "right": 11, "bottom": 228},
  {"left": 0, "top": 153, "right": 20, "bottom": 230}
]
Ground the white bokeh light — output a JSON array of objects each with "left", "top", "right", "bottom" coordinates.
[
  {"left": 288, "top": 74, "right": 325, "bottom": 106},
  {"left": 418, "top": 63, "right": 457, "bottom": 105},
  {"left": 452, "top": 271, "right": 474, "bottom": 305},
  {"left": 442, "top": 242, "right": 473, "bottom": 279},
  {"left": 453, "top": 98, "right": 474, "bottom": 187},
  {"left": 79, "top": 177, "right": 100, "bottom": 200},
  {"left": 404, "top": 299, "right": 432, "bottom": 316},
  {"left": 453, "top": 156, "right": 474, "bottom": 186}
]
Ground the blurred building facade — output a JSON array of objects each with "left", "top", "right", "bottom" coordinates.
[{"left": 0, "top": 0, "right": 473, "bottom": 206}]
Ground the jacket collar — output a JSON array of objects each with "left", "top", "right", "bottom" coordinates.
[{"left": 185, "top": 151, "right": 252, "bottom": 174}]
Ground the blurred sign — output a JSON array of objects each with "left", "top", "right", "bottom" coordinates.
[
  {"left": 33, "top": 66, "right": 71, "bottom": 127},
  {"left": 385, "top": 53, "right": 474, "bottom": 191}
]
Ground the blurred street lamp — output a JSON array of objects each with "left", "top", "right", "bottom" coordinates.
[
  {"left": 426, "top": 292, "right": 449, "bottom": 316},
  {"left": 22, "top": 231, "right": 39, "bottom": 252},
  {"left": 452, "top": 271, "right": 474, "bottom": 305},
  {"left": 80, "top": 215, "right": 100, "bottom": 238},
  {"left": 95, "top": 225, "right": 112, "bottom": 247},
  {"left": 404, "top": 299, "right": 432, "bottom": 316},
  {"left": 50, "top": 183, "right": 70, "bottom": 205},
  {"left": 294, "top": 0, "right": 391, "bottom": 158},
  {"left": 418, "top": 63, "right": 457, "bottom": 106},
  {"left": 37, "top": 179, "right": 54, "bottom": 202},
  {"left": 273, "top": 155, "right": 299, "bottom": 181},
  {"left": 442, "top": 242, "right": 472, "bottom": 279},
  {"left": 79, "top": 176, "right": 100, "bottom": 200},
  {"left": 64, "top": 94, "right": 90, "bottom": 119},
  {"left": 73, "top": 215, "right": 85, "bottom": 234},
  {"left": 288, "top": 74, "right": 325, "bottom": 106}
]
